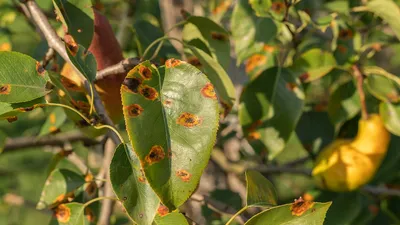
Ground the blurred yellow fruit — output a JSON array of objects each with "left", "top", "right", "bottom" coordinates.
[{"left": 312, "top": 114, "right": 390, "bottom": 192}]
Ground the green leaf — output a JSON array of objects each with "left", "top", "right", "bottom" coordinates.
[
  {"left": 37, "top": 169, "right": 85, "bottom": 210},
  {"left": 246, "top": 170, "right": 278, "bottom": 207},
  {"left": 154, "top": 212, "right": 189, "bottom": 225},
  {"left": 0, "top": 129, "right": 6, "bottom": 154},
  {"left": 110, "top": 144, "right": 159, "bottom": 225},
  {"left": 245, "top": 202, "right": 332, "bottom": 225},
  {"left": 364, "top": 0, "right": 400, "bottom": 41},
  {"left": 366, "top": 74, "right": 400, "bottom": 103},
  {"left": 324, "top": 193, "right": 362, "bottom": 225},
  {"left": 188, "top": 46, "right": 236, "bottom": 115},
  {"left": 52, "top": 202, "right": 88, "bottom": 225},
  {"left": 292, "top": 48, "right": 336, "bottom": 82},
  {"left": 379, "top": 101, "right": 400, "bottom": 136},
  {"left": 232, "top": 0, "right": 278, "bottom": 65},
  {"left": 0, "top": 97, "right": 46, "bottom": 120},
  {"left": 327, "top": 80, "right": 360, "bottom": 131},
  {"left": 0, "top": 51, "right": 49, "bottom": 103},
  {"left": 183, "top": 16, "right": 231, "bottom": 70},
  {"left": 249, "top": 0, "right": 272, "bottom": 17},
  {"left": 66, "top": 45, "right": 97, "bottom": 82},
  {"left": 52, "top": 0, "right": 94, "bottom": 49},
  {"left": 121, "top": 60, "right": 219, "bottom": 210},
  {"left": 239, "top": 67, "right": 305, "bottom": 160},
  {"left": 39, "top": 107, "right": 67, "bottom": 136},
  {"left": 208, "top": 0, "right": 232, "bottom": 22}
]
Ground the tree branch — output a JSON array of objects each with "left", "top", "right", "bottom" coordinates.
[
  {"left": 362, "top": 185, "right": 400, "bottom": 197},
  {"left": 352, "top": 65, "right": 368, "bottom": 120},
  {"left": 95, "top": 57, "right": 141, "bottom": 81},
  {"left": 23, "top": 0, "right": 121, "bottom": 145},
  {"left": 2, "top": 131, "right": 99, "bottom": 153}
]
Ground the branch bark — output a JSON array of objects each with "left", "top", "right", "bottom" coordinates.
[{"left": 95, "top": 57, "right": 141, "bottom": 81}]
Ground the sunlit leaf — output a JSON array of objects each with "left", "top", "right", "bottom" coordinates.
[
  {"left": 246, "top": 170, "right": 278, "bottom": 207},
  {"left": 39, "top": 107, "right": 67, "bottom": 136}
]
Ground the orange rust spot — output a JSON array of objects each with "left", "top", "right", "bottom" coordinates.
[
  {"left": 337, "top": 45, "right": 348, "bottom": 54},
  {"left": 85, "top": 173, "right": 93, "bottom": 182},
  {"left": 0, "top": 84, "right": 11, "bottom": 95},
  {"left": 165, "top": 58, "right": 182, "bottom": 68},
  {"left": 387, "top": 92, "right": 399, "bottom": 102},
  {"left": 6, "top": 116, "right": 17, "bottom": 123},
  {"left": 122, "top": 77, "right": 142, "bottom": 94},
  {"left": 371, "top": 43, "right": 382, "bottom": 51},
  {"left": 290, "top": 196, "right": 315, "bottom": 216},
  {"left": 157, "top": 204, "right": 169, "bottom": 216},
  {"left": 212, "top": 0, "right": 231, "bottom": 14},
  {"left": 286, "top": 82, "right": 297, "bottom": 91},
  {"left": 263, "top": 44, "right": 275, "bottom": 53},
  {"left": 50, "top": 113, "right": 56, "bottom": 124},
  {"left": 54, "top": 204, "right": 71, "bottom": 223},
  {"left": 247, "top": 131, "right": 261, "bottom": 141},
  {"left": 85, "top": 207, "right": 95, "bottom": 222},
  {"left": 368, "top": 204, "right": 379, "bottom": 215},
  {"left": 299, "top": 73, "right": 309, "bottom": 82},
  {"left": 125, "top": 104, "right": 144, "bottom": 117},
  {"left": 61, "top": 77, "right": 81, "bottom": 92},
  {"left": 339, "top": 29, "right": 353, "bottom": 40},
  {"left": 201, "top": 83, "right": 217, "bottom": 99},
  {"left": 49, "top": 126, "right": 59, "bottom": 133},
  {"left": 163, "top": 99, "right": 173, "bottom": 108},
  {"left": 64, "top": 34, "right": 78, "bottom": 55},
  {"left": 271, "top": 2, "right": 286, "bottom": 13},
  {"left": 187, "top": 56, "right": 202, "bottom": 68},
  {"left": 55, "top": 194, "right": 65, "bottom": 203},
  {"left": 17, "top": 106, "right": 35, "bottom": 112},
  {"left": 211, "top": 32, "right": 228, "bottom": 41},
  {"left": 176, "top": 112, "right": 201, "bottom": 127},
  {"left": 302, "top": 193, "right": 314, "bottom": 201},
  {"left": 138, "top": 176, "right": 146, "bottom": 183},
  {"left": 36, "top": 62, "right": 46, "bottom": 76},
  {"left": 176, "top": 169, "right": 191, "bottom": 182},
  {"left": 248, "top": 120, "right": 262, "bottom": 132},
  {"left": 313, "top": 103, "right": 328, "bottom": 112},
  {"left": 139, "top": 85, "right": 159, "bottom": 100},
  {"left": 139, "top": 66, "right": 152, "bottom": 80},
  {"left": 0, "top": 42, "right": 11, "bottom": 51},
  {"left": 245, "top": 54, "right": 267, "bottom": 74},
  {"left": 85, "top": 181, "right": 97, "bottom": 197},
  {"left": 145, "top": 145, "right": 165, "bottom": 165}
]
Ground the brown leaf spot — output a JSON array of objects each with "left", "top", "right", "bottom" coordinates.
[
  {"left": 64, "top": 34, "right": 78, "bottom": 56},
  {"left": 263, "top": 44, "right": 275, "bottom": 53},
  {"left": 212, "top": 0, "right": 231, "bottom": 14},
  {"left": 50, "top": 113, "right": 56, "bottom": 124},
  {"left": 313, "top": 103, "right": 328, "bottom": 112},
  {"left": 122, "top": 77, "right": 142, "bottom": 94},
  {"left": 248, "top": 120, "right": 262, "bottom": 132},
  {"left": 54, "top": 204, "right": 71, "bottom": 223},
  {"left": 125, "top": 104, "right": 144, "bottom": 117},
  {"left": 138, "top": 176, "right": 146, "bottom": 183},
  {"left": 145, "top": 145, "right": 165, "bottom": 165},
  {"left": 337, "top": 45, "right": 348, "bottom": 54},
  {"left": 163, "top": 99, "right": 173, "bottom": 108},
  {"left": 139, "top": 85, "right": 159, "bottom": 100},
  {"left": 201, "top": 83, "right": 217, "bottom": 99},
  {"left": 0, "top": 42, "right": 11, "bottom": 51},
  {"left": 339, "top": 29, "right": 353, "bottom": 40},
  {"left": 176, "top": 112, "right": 201, "bottom": 127},
  {"left": 71, "top": 100, "right": 90, "bottom": 112},
  {"left": 245, "top": 54, "right": 267, "bottom": 73},
  {"left": 290, "top": 196, "right": 315, "bottom": 216},
  {"left": 386, "top": 91, "right": 399, "bottom": 102},
  {"left": 176, "top": 169, "right": 191, "bottom": 182},
  {"left": 36, "top": 62, "right": 46, "bottom": 76},
  {"left": 85, "top": 207, "right": 95, "bottom": 222},
  {"left": 271, "top": 2, "right": 286, "bottom": 13},
  {"left": 0, "top": 84, "right": 11, "bottom": 95},
  {"left": 187, "top": 56, "right": 202, "bottom": 68},
  {"left": 286, "top": 82, "right": 297, "bottom": 91},
  {"left": 299, "top": 73, "right": 309, "bottom": 82},
  {"left": 157, "top": 204, "right": 169, "bottom": 216},
  {"left": 85, "top": 173, "right": 93, "bottom": 182},
  {"left": 165, "top": 58, "right": 182, "bottom": 68},
  {"left": 61, "top": 77, "right": 81, "bottom": 92},
  {"left": 211, "top": 32, "right": 228, "bottom": 41},
  {"left": 139, "top": 66, "right": 152, "bottom": 80},
  {"left": 6, "top": 116, "right": 17, "bottom": 123},
  {"left": 18, "top": 106, "right": 34, "bottom": 112},
  {"left": 371, "top": 43, "right": 382, "bottom": 51},
  {"left": 247, "top": 131, "right": 261, "bottom": 141},
  {"left": 49, "top": 126, "right": 59, "bottom": 133},
  {"left": 85, "top": 182, "right": 97, "bottom": 197},
  {"left": 368, "top": 204, "right": 379, "bottom": 215},
  {"left": 302, "top": 193, "right": 314, "bottom": 201}
]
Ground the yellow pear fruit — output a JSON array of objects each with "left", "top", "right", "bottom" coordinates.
[{"left": 312, "top": 114, "right": 390, "bottom": 192}]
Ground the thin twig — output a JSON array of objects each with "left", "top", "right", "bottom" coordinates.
[
  {"left": 2, "top": 131, "right": 99, "bottom": 153},
  {"left": 352, "top": 65, "right": 368, "bottom": 120},
  {"left": 362, "top": 185, "right": 400, "bottom": 197},
  {"left": 95, "top": 57, "right": 141, "bottom": 81},
  {"left": 23, "top": 0, "right": 121, "bottom": 145},
  {"left": 41, "top": 47, "right": 55, "bottom": 68}
]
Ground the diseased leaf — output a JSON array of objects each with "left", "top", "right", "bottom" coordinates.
[
  {"left": 246, "top": 170, "right": 278, "bottom": 207},
  {"left": 37, "top": 169, "right": 85, "bottom": 210},
  {"left": 183, "top": 16, "right": 230, "bottom": 70},
  {"left": 232, "top": 0, "right": 278, "bottom": 64},
  {"left": 53, "top": 0, "right": 94, "bottom": 49},
  {"left": 121, "top": 60, "right": 219, "bottom": 210},
  {"left": 239, "top": 67, "right": 304, "bottom": 160},
  {"left": 39, "top": 107, "right": 67, "bottom": 136},
  {"left": 245, "top": 202, "right": 332, "bottom": 225},
  {"left": 366, "top": 74, "right": 400, "bottom": 103},
  {"left": 110, "top": 144, "right": 159, "bottom": 225},
  {"left": 209, "top": 0, "right": 232, "bottom": 22},
  {"left": 154, "top": 212, "right": 189, "bottom": 225},
  {"left": 0, "top": 51, "right": 49, "bottom": 103},
  {"left": 66, "top": 45, "right": 97, "bottom": 82},
  {"left": 379, "top": 101, "right": 400, "bottom": 136},
  {"left": 188, "top": 46, "right": 236, "bottom": 115},
  {"left": 0, "top": 97, "right": 46, "bottom": 121},
  {"left": 51, "top": 203, "right": 89, "bottom": 225}
]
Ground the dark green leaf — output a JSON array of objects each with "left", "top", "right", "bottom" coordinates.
[
  {"left": 244, "top": 202, "right": 332, "bottom": 225},
  {"left": 379, "top": 101, "right": 400, "bottom": 136},
  {"left": 52, "top": 0, "right": 94, "bottom": 49},
  {"left": 239, "top": 67, "right": 305, "bottom": 160},
  {"left": 246, "top": 170, "right": 278, "bottom": 207},
  {"left": 66, "top": 45, "right": 97, "bottom": 82},
  {"left": 110, "top": 144, "right": 159, "bottom": 225},
  {"left": 121, "top": 60, "right": 219, "bottom": 210},
  {"left": 366, "top": 74, "right": 400, "bottom": 103},
  {"left": 0, "top": 130, "right": 6, "bottom": 154},
  {"left": 0, "top": 97, "right": 46, "bottom": 120},
  {"left": 324, "top": 193, "right": 362, "bottom": 225},
  {"left": 0, "top": 51, "right": 49, "bottom": 103}
]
